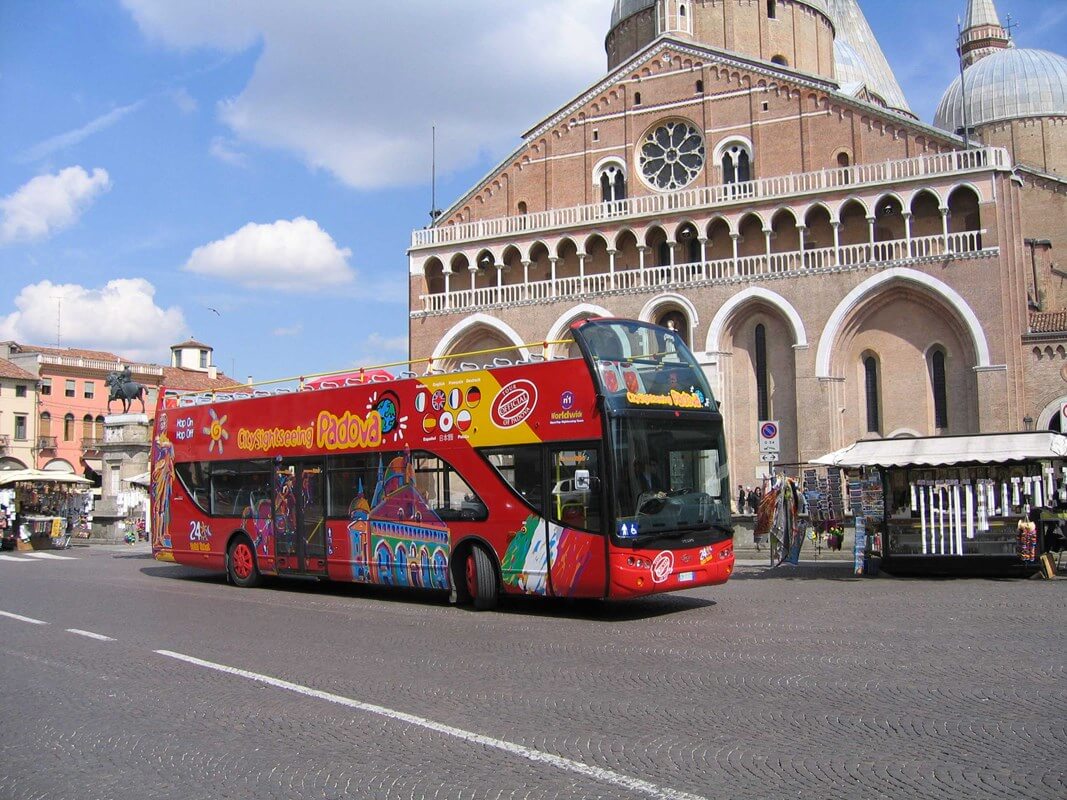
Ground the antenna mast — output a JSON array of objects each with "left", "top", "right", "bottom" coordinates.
[
  {"left": 52, "top": 295, "right": 62, "bottom": 347},
  {"left": 430, "top": 125, "right": 442, "bottom": 223}
]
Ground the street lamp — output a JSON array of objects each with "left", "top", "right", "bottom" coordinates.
[{"left": 1023, "top": 415, "right": 1034, "bottom": 431}]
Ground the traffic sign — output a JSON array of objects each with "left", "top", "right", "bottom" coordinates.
[
  {"left": 758, "top": 420, "right": 780, "bottom": 453},
  {"left": 760, "top": 452, "right": 779, "bottom": 463}
]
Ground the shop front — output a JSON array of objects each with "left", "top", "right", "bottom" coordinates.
[
  {"left": 0, "top": 470, "right": 93, "bottom": 551},
  {"left": 814, "top": 432, "right": 1067, "bottom": 577}
]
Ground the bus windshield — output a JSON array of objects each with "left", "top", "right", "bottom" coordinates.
[
  {"left": 608, "top": 414, "right": 731, "bottom": 541},
  {"left": 574, "top": 318, "right": 716, "bottom": 413}
]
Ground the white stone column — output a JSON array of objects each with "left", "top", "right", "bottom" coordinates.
[
  {"left": 521, "top": 260, "right": 531, "bottom": 301},
  {"left": 607, "top": 249, "right": 617, "bottom": 289},
  {"left": 637, "top": 246, "right": 648, "bottom": 287},
  {"left": 549, "top": 257, "right": 558, "bottom": 298},
  {"left": 730, "top": 233, "right": 740, "bottom": 276},
  {"left": 902, "top": 211, "right": 913, "bottom": 257},
  {"left": 698, "top": 237, "right": 708, "bottom": 280},
  {"left": 469, "top": 265, "right": 477, "bottom": 292},
  {"left": 940, "top": 207, "right": 950, "bottom": 251},
  {"left": 831, "top": 221, "right": 841, "bottom": 266},
  {"left": 443, "top": 268, "right": 453, "bottom": 311}
]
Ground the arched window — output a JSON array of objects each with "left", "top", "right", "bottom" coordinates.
[
  {"left": 64, "top": 413, "right": 75, "bottom": 441},
  {"left": 517, "top": 201, "right": 528, "bottom": 215},
  {"left": 771, "top": 55, "right": 788, "bottom": 66},
  {"left": 678, "top": 224, "right": 700, "bottom": 263},
  {"left": 596, "top": 162, "right": 627, "bottom": 204},
  {"left": 767, "top": 0, "right": 777, "bottom": 19},
  {"left": 679, "top": 3, "right": 686, "bottom": 17},
  {"left": 864, "top": 356, "right": 880, "bottom": 433},
  {"left": 39, "top": 411, "right": 51, "bottom": 437},
  {"left": 930, "top": 348, "right": 949, "bottom": 429},
  {"left": 695, "top": 79, "right": 704, "bottom": 94},
  {"left": 755, "top": 324, "right": 769, "bottom": 422},
  {"left": 82, "top": 414, "right": 93, "bottom": 440},
  {"left": 95, "top": 415, "right": 105, "bottom": 439},
  {"left": 656, "top": 310, "right": 690, "bottom": 347},
  {"left": 720, "top": 142, "right": 753, "bottom": 184},
  {"left": 634, "top": 91, "right": 642, "bottom": 105}
]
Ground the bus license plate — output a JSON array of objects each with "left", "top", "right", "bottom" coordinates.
[{"left": 677, "top": 571, "right": 695, "bottom": 583}]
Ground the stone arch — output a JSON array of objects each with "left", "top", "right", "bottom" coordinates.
[
  {"left": 1037, "top": 396, "right": 1067, "bottom": 432},
  {"left": 527, "top": 241, "right": 552, "bottom": 283},
  {"left": 639, "top": 293, "right": 700, "bottom": 348},
  {"left": 816, "top": 268, "right": 991, "bottom": 379},
  {"left": 423, "top": 257, "right": 445, "bottom": 295},
  {"left": 584, "top": 233, "right": 611, "bottom": 275},
  {"left": 706, "top": 287, "right": 807, "bottom": 352},
  {"left": 705, "top": 217, "right": 733, "bottom": 262},
  {"left": 910, "top": 189, "right": 944, "bottom": 239},
  {"left": 545, "top": 303, "right": 613, "bottom": 358},
  {"left": 430, "top": 314, "right": 531, "bottom": 367},
  {"left": 501, "top": 245, "right": 523, "bottom": 286}
]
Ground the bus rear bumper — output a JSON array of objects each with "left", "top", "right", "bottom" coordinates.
[{"left": 607, "top": 541, "right": 734, "bottom": 599}]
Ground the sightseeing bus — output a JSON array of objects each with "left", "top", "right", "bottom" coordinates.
[{"left": 150, "top": 318, "right": 734, "bottom": 609}]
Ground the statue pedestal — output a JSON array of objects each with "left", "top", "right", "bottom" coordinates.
[{"left": 93, "top": 416, "right": 152, "bottom": 542}]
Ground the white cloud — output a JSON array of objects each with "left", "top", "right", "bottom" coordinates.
[
  {"left": 184, "top": 216, "right": 354, "bottom": 291},
  {"left": 350, "top": 331, "right": 409, "bottom": 368},
  {"left": 18, "top": 103, "right": 142, "bottom": 163},
  {"left": 273, "top": 323, "right": 303, "bottom": 337},
  {"left": 120, "top": 0, "right": 607, "bottom": 189},
  {"left": 171, "top": 87, "right": 198, "bottom": 114},
  {"left": 0, "top": 167, "right": 112, "bottom": 244},
  {"left": 209, "top": 136, "right": 248, "bottom": 167},
  {"left": 0, "top": 279, "right": 186, "bottom": 363}
]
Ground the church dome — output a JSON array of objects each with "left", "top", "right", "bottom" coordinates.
[{"left": 934, "top": 47, "right": 1067, "bottom": 133}]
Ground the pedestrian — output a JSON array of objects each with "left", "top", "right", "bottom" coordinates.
[
  {"left": 746, "top": 487, "right": 758, "bottom": 515},
  {"left": 737, "top": 483, "right": 745, "bottom": 514}
]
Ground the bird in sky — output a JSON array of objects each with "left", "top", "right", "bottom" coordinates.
[{"left": 206, "top": 307, "right": 221, "bottom": 316}]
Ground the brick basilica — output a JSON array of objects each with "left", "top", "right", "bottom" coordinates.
[{"left": 407, "top": 0, "right": 1067, "bottom": 485}]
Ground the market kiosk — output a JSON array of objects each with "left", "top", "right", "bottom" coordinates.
[
  {"left": 813, "top": 432, "right": 1067, "bottom": 577},
  {"left": 0, "top": 470, "right": 93, "bottom": 551}
]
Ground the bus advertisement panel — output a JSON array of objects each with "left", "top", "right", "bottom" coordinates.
[{"left": 151, "top": 318, "right": 734, "bottom": 609}]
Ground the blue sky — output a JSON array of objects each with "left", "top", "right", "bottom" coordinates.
[{"left": 1, "top": 0, "right": 1064, "bottom": 383}]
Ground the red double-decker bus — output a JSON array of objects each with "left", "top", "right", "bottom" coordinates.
[{"left": 150, "top": 318, "right": 734, "bottom": 609}]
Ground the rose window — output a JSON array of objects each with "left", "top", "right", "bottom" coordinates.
[{"left": 638, "top": 120, "right": 705, "bottom": 190}]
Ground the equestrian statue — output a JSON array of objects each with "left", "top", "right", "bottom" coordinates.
[{"left": 106, "top": 366, "right": 147, "bottom": 414}]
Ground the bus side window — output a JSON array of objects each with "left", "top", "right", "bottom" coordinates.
[
  {"left": 412, "top": 452, "right": 487, "bottom": 522},
  {"left": 176, "top": 461, "right": 210, "bottom": 513},
  {"left": 480, "top": 445, "right": 544, "bottom": 513},
  {"left": 326, "top": 453, "right": 383, "bottom": 518}
]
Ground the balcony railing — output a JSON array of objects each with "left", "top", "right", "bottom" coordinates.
[
  {"left": 37, "top": 436, "right": 57, "bottom": 451},
  {"left": 34, "top": 354, "right": 164, "bottom": 377},
  {"left": 415, "top": 230, "right": 992, "bottom": 315},
  {"left": 81, "top": 437, "right": 104, "bottom": 452},
  {"left": 411, "top": 147, "right": 1010, "bottom": 249}
]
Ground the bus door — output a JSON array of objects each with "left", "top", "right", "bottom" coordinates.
[
  {"left": 546, "top": 446, "right": 607, "bottom": 598},
  {"left": 273, "top": 458, "right": 327, "bottom": 574}
]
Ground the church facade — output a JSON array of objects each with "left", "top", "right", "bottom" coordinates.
[{"left": 407, "top": 0, "right": 1067, "bottom": 486}]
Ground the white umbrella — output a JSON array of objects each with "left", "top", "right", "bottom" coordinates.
[{"left": 0, "top": 469, "right": 92, "bottom": 487}]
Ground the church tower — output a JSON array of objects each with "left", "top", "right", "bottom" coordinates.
[
  {"left": 958, "top": 0, "right": 1011, "bottom": 67},
  {"left": 655, "top": 0, "right": 694, "bottom": 40}
]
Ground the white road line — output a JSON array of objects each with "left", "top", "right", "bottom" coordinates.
[
  {"left": 66, "top": 628, "right": 116, "bottom": 642},
  {"left": 0, "top": 610, "right": 48, "bottom": 625},
  {"left": 156, "top": 649, "right": 708, "bottom": 800},
  {"left": 25, "top": 552, "right": 78, "bottom": 560},
  {"left": 0, "top": 554, "right": 38, "bottom": 562}
]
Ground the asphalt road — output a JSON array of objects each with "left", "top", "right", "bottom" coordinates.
[{"left": 0, "top": 544, "right": 1063, "bottom": 800}]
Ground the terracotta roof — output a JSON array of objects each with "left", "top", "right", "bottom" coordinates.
[
  {"left": 0, "top": 357, "right": 36, "bottom": 381},
  {"left": 1030, "top": 311, "right": 1067, "bottom": 334},
  {"left": 161, "top": 366, "right": 241, "bottom": 392},
  {"left": 171, "top": 339, "right": 212, "bottom": 350},
  {"left": 7, "top": 342, "right": 129, "bottom": 361}
]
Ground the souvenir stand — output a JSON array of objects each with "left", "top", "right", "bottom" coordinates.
[
  {"left": 0, "top": 470, "right": 93, "bottom": 550},
  {"left": 813, "top": 432, "right": 1067, "bottom": 577}
]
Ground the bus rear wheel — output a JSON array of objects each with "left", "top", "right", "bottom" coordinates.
[
  {"left": 228, "top": 535, "right": 261, "bottom": 588},
  {"left": 464, "top": 546, "right": 498, "bottom": 611}
]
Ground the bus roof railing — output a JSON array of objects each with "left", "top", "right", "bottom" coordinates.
[{"left": 163, "top": 338, "right": 576, "bottom": 406}]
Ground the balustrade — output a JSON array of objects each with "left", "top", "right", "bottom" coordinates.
[
  {"left": 417, "top": 231, "right": 992, "bottom": 315},
  {"left": 412, "top": 147, "right": 1008, "bottom": 248}
]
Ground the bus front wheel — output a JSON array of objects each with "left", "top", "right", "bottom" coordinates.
[
  {"left": 464, "top": 546, "right": 498, "bottom": 611},
  {"left": 227, "top": 535, "right": 261, "bottom": 588}
]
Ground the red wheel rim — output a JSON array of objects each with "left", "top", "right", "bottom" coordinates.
[
  {"left": 233, "top": 542, "right": 254, "bottom": 580},
  {"left": 465, "top": 553, "right": 477, "bottom": 599}
]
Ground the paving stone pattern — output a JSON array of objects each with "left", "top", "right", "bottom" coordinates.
[{"left": 0, "top": 548, "right": 1063, "bottom": 799}]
